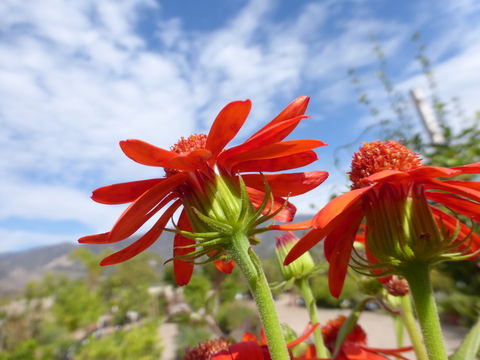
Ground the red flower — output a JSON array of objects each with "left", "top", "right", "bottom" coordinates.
[
  {"left": 211, "top": 324, "right": 320, "bottom": 360},
  {"left": 79, "top": 97, "right": 327, "bottom": 286},
  {"left": 277, "top": 141, "right": 480, "bottom": 297},
  {"left": 315, "top": 316, "right": 412, "bottom": 360}
]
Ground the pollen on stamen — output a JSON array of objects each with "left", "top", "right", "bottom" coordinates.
[
  {"left": 170, "top": 134, "right": 208, "bottom": 154},
  {"left": 349, "top": 141, "right": 423, "bottom": 189},
  {"left": 165, "top": 134, "right": 208, "bottom": 177}
]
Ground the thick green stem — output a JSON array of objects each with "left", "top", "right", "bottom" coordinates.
[
  {"left": 227, "top": 232, "right": 289, "bottom": 360},
  {"left": 399, "top": 294, "right": 429, "bottom": 360},
  {"left": 403, "top": 263, "right": 448, "bottom": 360},
  {"left": 296, "top": 277, "right": 330, "bottom": 358}
]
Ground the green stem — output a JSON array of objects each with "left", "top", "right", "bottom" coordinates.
[
  {"left": 399, "top": 294, "right": 429, "bottom": 360},
  {"left": 227, "top": 232, "right": 289, "bottom": 360},
  {"left": 296, "top": 277, "right": 330, "bottom": 358},
  {"left": 403, "top": 263, "right": 448, "bottom": 360}
]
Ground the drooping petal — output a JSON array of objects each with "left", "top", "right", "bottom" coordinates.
[
  {"left": 91, "top": 178, "right": 164, "bottom": 204},
  {"left": 242, "top": 171, "right": 328, "bottom": 197},
  {"left": 431, "top": 207, "right": 480, "bottom": 254},
  {"left": 452, "top": 163, "right": 480, "bottom": 174},
  {"left": 343, "top": 344, "right": 389, "bottom": 359},
  {"left": 269, "top": 219, "right": 313, "bottom": 231},
  {"left": 361, "top": 346, "right": 413, "bottom": 360},
  {"left": 247, "top": 187, "right": 296, "bottom": 222},
  {"left": 173, "top": 210, "right": 195, "bottom": 286},
  {"left": 100, "top": 201, "right": 182, "bottom": 265},
  {"left": 206, "top": 100, "right": 252, "bottom": 157},
  {"left": 426, "top": 191, "right": 480, "bottom": 221},
  {"left": 284, "top": 187, "right": 371, "bottom": 265},
  {"left": 219, "top": 115, "right": 308, "bottom": 165},
  {"left": 234, "top": 151, "right": 318, "bottom": 173},
  {"left": 78, "top": 232, "right": 110, "bottom": 244},
  {"left": 442, "top": 180, "right": 480, "bottom": 191},
  {"left": 284, "top": 228, "right": 325, "bottom": 265},
  {"left": 313, "top": 185, "right": 373, "bottom": 228},
  {"left": 325, "top": 206, "right": 364, "bottom": 298},
  {"left": 120, "top": 139, "right": 176, "bottom": 167},
  {"left": 287, "top": 323, "right": 320, "bottom": 348},
  {"left": 424, "top": 178, "right": 480, "bottom": 203},
  {"left": 409, "top": 165, "right": 460, "bottom": 178},
  {"left": 109, "top": 173, "right": 187, "bottom": 242},
  {"left": 247, "top": 96, "right": 309, "bottom": 141}
]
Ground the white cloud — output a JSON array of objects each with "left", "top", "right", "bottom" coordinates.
[{"left": 1, "top": 0, "right": 479, "bottom": 252}]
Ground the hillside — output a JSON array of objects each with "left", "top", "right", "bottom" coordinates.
[{"left": 0, "top": 215, "right": 312, "bottom": 295}]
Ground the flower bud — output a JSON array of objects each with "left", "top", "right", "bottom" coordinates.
[{"left": 275, "top": 232, "right": 315, "bottom": 281}]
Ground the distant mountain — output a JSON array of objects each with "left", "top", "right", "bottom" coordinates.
[{"left": 0, "top": 215, "right": 312, "bottom": 295}]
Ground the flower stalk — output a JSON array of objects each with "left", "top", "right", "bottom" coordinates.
[
  {"left": 399, "top": 294, "right": 429, "bottom": 360},
  {"left": 403, "top": 262, "right": 448, "bottom": 360},
  {"left": 296, "top": 277, "right": 330, "bottom": 358},
  {"left": 227, "top": 231, "right": 290, "bottom": 360}
]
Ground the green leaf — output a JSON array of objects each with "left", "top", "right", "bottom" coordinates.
[{"left": 450, "top": 318, "right": 480, "bottom": 360}]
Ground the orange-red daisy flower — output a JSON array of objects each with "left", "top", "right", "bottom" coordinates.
[
  {"left": 211, "top": 324, "right": 320, "bottom": 360},
  {"left": 278, "top": 141, "right": 480, "bottom": 297},
  {"left": 79, "top": 97, "right": 327, "bottom": 286},
  {"left": 314, "top": 316, "right": 412, "bottom": 360}
]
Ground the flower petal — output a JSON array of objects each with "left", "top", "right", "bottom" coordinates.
[
  {"left": 452, "top": 162, "right": 480, "bottom": 174},
  {"left": 91, "top": 179, "right": 164, "bottom": 204},
  {"left": 219, "top": 115, "right": 308, "bottom": 165},
  {"left": 78, "top": 232, "right": 110, "bottom": 244},
  {"left": 211, "top": 342, "right": 265, "bottom": 360},
  {"left": 431, "top": 207, "right": 480, "bottom": 254},
  {"left": 360, "top": 170, "right": 410, "bottom": 185},
  {"left": 409, "top": 165, "right": 460, "bottom": 178},
  {"left": 206, "top": 100, "right": 252, "bottom": 157},
  {"left": 313, "top": 185, "right": 373, "bottom": 228},
  {"left": 426, "top": 191, "right": 480, "bottom": 221},
  {"left": 284, "top": 228, "right": 325, "bottom": 265},
  {"left": 109, "top": 173, "right": 186, "bottom": 242},
  {"left": 234, "top": 151, "right": 318, "bottom": 173},
  {"left": 269, "top": 219, "right": 313, "bottom": 231},
  {"left": 168, "top": 149, "right": 212, "bottom": 172},
  {"left": 423, "top": 178, "right": 480, "bottom": 203},
  {"left": 247, "top": 96, "right": 309, "bottom": 141},
  {"left": 325, "top": 206, "right": 364, "bottom": 298},
  {"left": 242, "top": 171, "right": 328, "bottom": 197},
  {"left": 120, "top": 139, "right": 176, "bottom": 167},
  {"left": 442, "top": 180, "right": 480, "bottom": 191},
  {"left": 173, "top": 210, "right": 195, "bottom": 286},
  {"left": 214, "top": 258, "right": 235, "bottom": 273},
  {"left": 247, "top": 187, "right": 296, "bottom": 222},
  {"left": 100, "top": 201, "right": 182, "bottom": 265},
  {"left": 228, "top": 140, "right": 325, "bottom": 167}
]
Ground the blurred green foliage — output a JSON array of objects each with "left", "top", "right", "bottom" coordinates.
[
  {"left": 310, "top": 274, "right": 360, "bottom": 308},
  {"left": 0, "top": 248, "right": 164, "bottom": 359},
  {"left": 75, "top": 321, "right": 162, "bottom": 360}
]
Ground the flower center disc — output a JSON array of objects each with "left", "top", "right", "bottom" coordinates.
[
  {"left": 349, "top": 141, "right": 423, "bottom": 188},
  {"left": 165, "top": 134, "right": 208, "bottom": 177}
]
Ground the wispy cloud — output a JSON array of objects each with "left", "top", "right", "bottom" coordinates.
[{"left": 1, "top": 0, "right": 479, "bottom": 252}]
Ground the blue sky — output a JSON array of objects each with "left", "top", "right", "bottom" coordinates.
[{"left": 1, "top": 0, "right": 479, "bottom": 252}]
